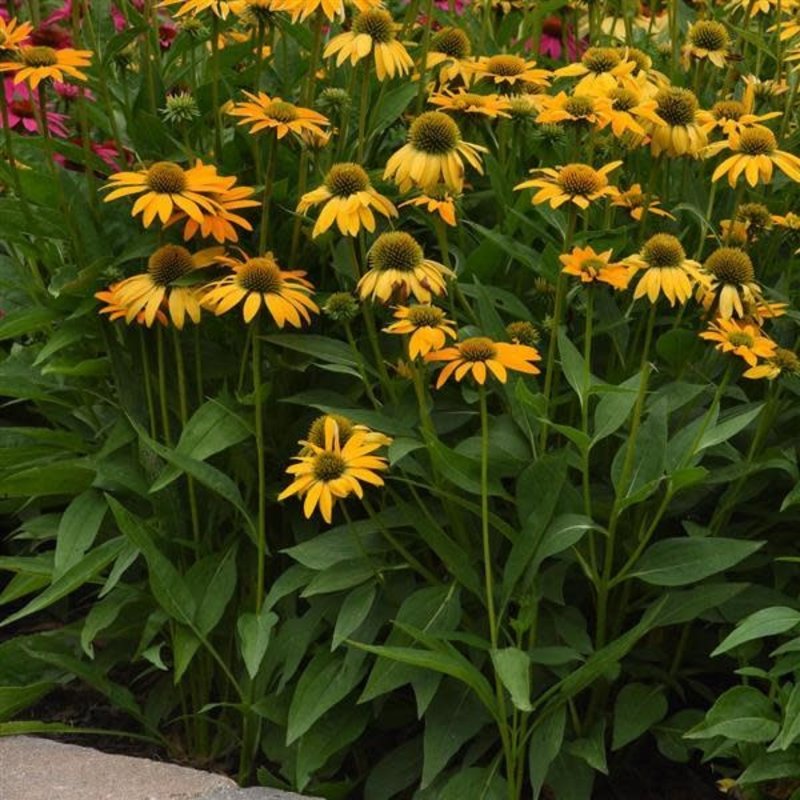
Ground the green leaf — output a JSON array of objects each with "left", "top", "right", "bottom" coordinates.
[
  {"left": 686, "top": 686, "right": 779, "bottom": 743},
  {"left": 612, "top": 683, "right": 668, "bottom": 750},
  {"left": 0, "top": 461, "right": 95, "bottom": 497},
  {"left": 106, "top": 497, "right": 195, "bottom": 625},
  {"left": 422, "top": 681, "right": 488, "bottom": 789},
  {"left": 491, "top": 647, "right": 532, "bottom": 711},
  {"left": 738, "top": 752, "right": 800, "bottom": 786},
  {"left": 770, "top": 683, "right": 800, "bottom": 751},
  {"left": 0, "top": 682, "right": 54, "bottom": 721},
  {"left": 264, "top": 334, "right": 361, "bottom": 369},
  {"left": 612, "top": 397, "right": 667, "bottom": 500},
  {"left": 0, "top": 307, "right": 58, "bottom": 341},
  {"left": 301, "top": 559, "right": 376, "bottom": 597},
  {"left": 332, "top": 583, "right": 376, "bottom": 651},
  {"left": 529, "top": 706, "right": 566, "bottom": 800},
  {"left": 81, "top": 587, "right": 137, "bottom": 658},
  {"left": 150, "top": 400, "right": 251, "bottom": 491},
  {"left": 592, "top": 375, "right": 639, "bottom": 444},
  {"left": 570, "top": 720, "right": 608, "bottom": 774},
  {"left": 287, "top": 648, "right": 368, "bottom": 744},
  {"left": 424, "top": 432, "right": 507, "bottom": 497},
  {"left": 237, "top": 607, "right": 279, "bottom": 679},
  {"left": 558, "top": 328, "right": 589, "bottom": 407},
  {"left": 53, "top": 490, "right": 107, "bottom": 579},
  {"left": 651, "top": 582, "right": 747, "bottom": 628},
  {"left": 699, "top": 404, "right": 764, "bottom": 451},
  {"left": 194, "top": 546, "right": 238, "bottom": 636},
  {"left": 0, "top": 538, "right": 124, "bottom": 629},
  {"left": 629, "top": 537, "right": 763, "bottom": 587},
  {"left": 712, "top": 606, "right": 800, "bottom": 656}
]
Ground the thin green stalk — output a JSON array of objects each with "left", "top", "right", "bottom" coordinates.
[
  {"left": 538, "top": 208, "right": 577, "bottom": 451},
  {"left": 252, "top": 314, "right": 267, "bottom": 612},
  {"left": 415, "top": 0, "right": 435, "bottom": 113},
  {"left": 210, "top": 15, "right": 223, "bottom": 160},
  {"left": 258, "top": 131, "right": 277, "bottom": 252},
  {"left": 344, "top": 321, "right": 381, "bottom": 408},
  {"left": 173, "top": 328, "right": 201, "bottom": 548},
  {"left": 581, "top": 288, "right": 596, "bottom": 567},
  {"left": 302, "top": 11, "right": 325, "bottom": 106},
  {"left": 156, "top": 325, "right": 173, "bottom": 445},
  {"left": 0, "top": 89, "right": 32, "bottom": 222},
  {"left": 139, "top": 329, "right": 158, "bottom": 438},
  {"left": 193, "top": 326, "right": 204, "bottom": 406},
  {"left": 357, "top": 61, "right": 371, "bottom": 162}
]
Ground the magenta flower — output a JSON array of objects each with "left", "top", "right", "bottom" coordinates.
[
  {"left": 536, "top": 16, "right": 586, "bottom": 61},
  {"left": 3, "top": 79, "right": 68, "bottom": 138}
]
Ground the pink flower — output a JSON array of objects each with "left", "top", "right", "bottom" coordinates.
[
  {"left": 54, "top": 81, "right": 94, "bottom": 101},
  {"left": 30, "top": 24, "right": 73, "bottom": 48},
  {"left": 54, "top": 138, "right": 132, "bottom": 174},
  {"left": 111, "top": 3, "right": 176, "bottom": 49},
  {"left": 433, "top": 0, "right": 467, "bottom": 10},
  {"left": 41, "top": 0, "right": 76, "bottom": 27},
  {"left": 536, "top": 16, "right": 586, "bottom": 61},
  {"left": 3, "top": 78, "right": 68, "bottom": 137}
]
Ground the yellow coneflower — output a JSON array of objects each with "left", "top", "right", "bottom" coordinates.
[
  {"left": 772, "top": 211, "right": 800, "bottom": 231},
  {"left": 357, "top": 231, "right": 453, "bottom": 304},
  {"left": 710, "top": 125, "right": 800, "bottom": 187},
  {"left": 95, "top": 283, "right": 168, "bottom": 327},
  {"left": 744, "top": 348, "right": 800, "bottom": 380},
  {"left": 596, "top": 86, "right": 665, "bottom": 138},
  {"left": 383, "top": 304, "right": 457, "bottom": 358},
  {"left": 0, "top": 45, "right": 92, "bottom": 88},
  {"left": 109, "top": 245, "right": 224, "bottom": 329},
  {"left": 424, "top": 26, "right": 473, "bottom": 85},
  {"left": 102, "top": 160, "right": 231, "bottom": 228},
  {"left": 742, "top": 73, "right": 790, "bottom": 99},
  {"left": 324, "top": 9, "right": 413, "bottom": 80},
  {"left": 697, "top": 247, "right": 762, "bottom": 319},
  {"left": 720, "top": 219, "right": 751, "bottom": 248},
  {"left": 228, "top": 92, "right": 330, "bottom": 139},
  {"left": 428, "top": 89, "right": 512, "bottom": 119},
  {"left": 303, "top": 414, "right": 392, "bottom": 453},
  {"left": 555, "top": 47, "right": 636, "bottom": 94},
  {"left": 727, "top": 0, "right": 794, "bottom": 17},
  {"left": 171, "top": 183, "right": 260, "bottom": 243},
  {"left": 612, "top": 183, "right": 675, "bottom": 221},
  {"left": 770, "top": 9, "right": 800, "bottom": 40},
  {"left": 515, "top": 161, "right": 621, "bottom": 210},
  {"left": 698, "top": 98, "right": 781, "bottom": 137},
  {"left": 297, "top": 163, "right": 397, "bottom": 237},
  {"left": 648, "top": 87, "right": 708, "bottom": 157},
  {"left": 559, "top": 245, "right": 630, "bottom": 289},
  {"left": 469, "top": 54, "right": 551, "bottom": 91},
  {"left": 272, "top": 0, "right": 344, "bottom": 22},
  {"left": 732, "top": 202, "right": 773, "bottom": 240},
  {"left": 399, "top": 187, "right": 458, "bottom": 226},
  {"left": 683, "top": 20, "right": 730, "bottom": 67},
  {"left": 425, "top": 336, "right": 541, "bottom": 387},
  {"left": 626, "top": 233, "right": 702, "bottom": 306},
  {"left": 383, "top": 111, "right": 486, "bottom": 194},
  {"left": 0, "top": 17, "right": 33, "bottom": 52},
  {"left": 202, "top": 251, "right": 319, "bottom": 325},
  {"left": 278, "top": 417, "right": 389, "bottom": 524},
  {"left": 699, "top": 318, "right": 777, "bottom": 367},
  {"left": 535, "top": 92, "right": 609, "bottom": 129},
  {"left": 159, "top": 0, "right": 244, "bottom": 16}
]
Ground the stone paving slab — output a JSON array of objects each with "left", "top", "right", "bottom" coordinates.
[{"left": 0, "top": 736, "right": 319, "bottom": 800}]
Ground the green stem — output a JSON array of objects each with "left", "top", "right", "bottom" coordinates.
[
  {"left": 344, "top": 321, "right": 381, "bottom": 408},
  {"left": 139, "top": 328, "right": 158, "bottom": 439},
  {"left": 210, "top": 15, "right": 223, "bottom": 160},
  {"left": 156, "top": 325, "right": 173, "bottom": 445},
  {"left": 173, "top": 328, "right": 201, "bottom": 548},
  {"left": 581, "top": 288, "right": 596, "bottom": 567},
  {"left": 0, "top": 89, "right": 32, "bottom": 222},
  {"left": 538, "top": 208, "right": 577, "bottom": 451},
  {"left": 357, "top": 61, "right": 371, "bottom": 163},
  {"left": 258, "top": 131, "right": 277, "bottom": 252},
  {"left": 479, "top": 386, "right": 498, "bottom": 648},
  {"left": 252, "top": 314, "right": 267, "bottom": 612},
  {"left": 415, "top": 0, "right": 435, "bottom": 113}
]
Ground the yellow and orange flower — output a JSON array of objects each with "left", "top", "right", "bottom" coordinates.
[
  {"left": 710, "top": 125, "right": 800, "bottom": 187},
  {"left": 273, "top": 0, "right": 344, "bottom": 22},
  {"left": 469, "top": 54, "right": 551, "bottom": 90},
  {"left": 160, "top": 0, "right": 245, "bottom": 16},
  {"left": 743, "top": 348, "right": 800, "bottom": 380},
  {"left": 648, "top": 87, "right": 708, "bottom": 157},
  {"left": 297, "top": 163, "right": 397, "bottom": 237},
  {"left": 383, "top": 305, "right": 457, "bottom": 358},
  {"left": 324, "top": 9, "right": 413, "bottom": 80},
  {"left": 384, "top": 111, "right": 486, "bottom": 194},
  {"left": 105, "top": 245, "right": 224, "bottom": 329},
  {"left": 202, "top": 251, "right": 319, "bottom": 325},
  {"left": 699, "top": 318, "right": 777, "bottom": 367},
  {"left": 399, "top": 188, "right": 458, "bottom": 226},
  {"left": 559, "top": 245, "right": 631, "bottom": 289},
  {"left": 697, "top": 247, "right": 763, "bottom": 319},
  {"left": 0, "top": 45, "right": 92, "bottom": 88},
  {"left": 626, "top": 233, "right": 703, "bottom": 306},
  {"left": 682, "top": 20, "right": 730, "bottom": 68},
  {"left": 555, "top": 47, "right": 636, "bottom": 94},
  {"left": 102, "top": 160, "right": 234, "bottom": 228},
  {"left": 428, "top": 89, "right": 512, "bottom": 119},
  {"left": 612, "top": 184, "right": 674, "bottom": 221},
  {"left": 0, "top": 17, "right": 33, "bottom": 52},
  {"left": 278, "top": 417, "right": 389, "bottom": 524},
  {"left": 515, "top": 161, "right": 621, "bottom": 210},
  {"left": 425, "top": 336, "right": 541, "bottom": 387},
  {"left": 535, "top": 92, "right": 609, "bottom": 129},
  {"left": 170, "top": 183, "right": 260, "bottom": 243},
  {"left": 228, "top": 92, "right": 330, "bottom": 140},
  {"left": 357, "top": 232, "right": 453, "bottom": 304}
]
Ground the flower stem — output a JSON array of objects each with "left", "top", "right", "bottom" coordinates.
[
  {"left": 538, "top": 208, "right": 577, "bottom": 451},
  {"left": 210, "top": 15, "right": 223, "bottom": 161},
  {"left": 173, "top": 327, "right": 201, "bottom": 548},
  {"left": 258, "top": 130, "right": 277, "bottom": 252},
  {"left": 479, "top": 385, "right": 498, "bottom": 646},
  {"left": 357, "top": 61, "right": 371, "bottom": 162},
  {"left": 156, "top": 325, "right": 173, "bottom": 445},
  {"left": 252, "top": 313, "right": 267, "bottom": 612},
  {"left": 581, "top": 288, "right": 595, "bottom": 522},
  {"left": 139, "top": 328, "right": 158, "bottom": 439}
]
